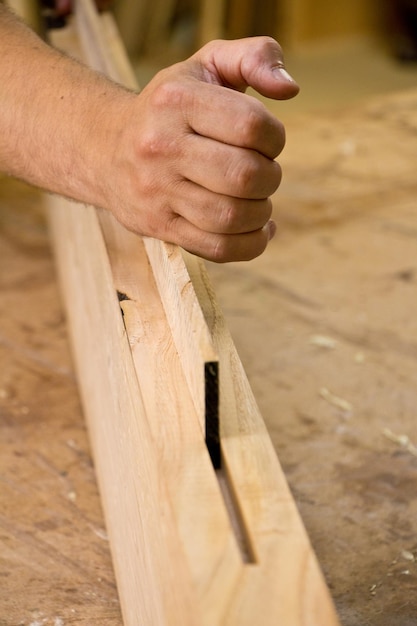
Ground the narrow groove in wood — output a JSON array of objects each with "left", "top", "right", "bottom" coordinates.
[
  {"left": 215, "top": 466, "right": 257, "bottom": 565},
  {"left": 204, "top": 361, "right": 220, "bottom": 469}
]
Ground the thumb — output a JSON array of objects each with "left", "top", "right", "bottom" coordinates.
[{"left": 193, "top": 37, "right": 299, "bottom": 101}]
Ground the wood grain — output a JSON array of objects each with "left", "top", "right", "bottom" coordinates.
[{"left": 48, "top": 198, "right": 201, "bottom": 625}]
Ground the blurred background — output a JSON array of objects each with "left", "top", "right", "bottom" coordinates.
[{"left": 112, "top": 0, "right": 417, "bottom": 116}]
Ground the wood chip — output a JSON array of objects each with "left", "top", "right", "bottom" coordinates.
[
  {"left": 401, "top": 550, "right": 415, "bottom": 562},
  {"left": 309, "top": 335, "right": 337, "bottom": 349},
  {"left": 67, "top": 491, "right": 77, "bottom": 502},
  {"left": 382, "top": 428, "right": 417, "bottom": 457},
  {"left": 319, "top": 387, "right": 353, "bottom": 413}
]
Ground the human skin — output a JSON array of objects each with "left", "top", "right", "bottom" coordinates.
[{"left": 0, "top": 5, "right": 299, "bottom": 262}]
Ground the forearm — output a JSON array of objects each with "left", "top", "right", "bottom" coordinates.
[{"left": 0, "top": 5, "right": 135, "bottom": 207}]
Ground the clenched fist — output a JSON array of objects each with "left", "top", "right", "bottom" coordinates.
[{"left": 104, "top": 37, "right": 299, "bottom": 261}]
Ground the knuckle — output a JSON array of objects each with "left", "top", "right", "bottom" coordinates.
[
  {"left": 135, "top": 128, "right": 166, "bottom": 159},
  {"left": 237, "top": 105, "right": 266, "bottom": 147},
  {"left": 269, "top": 118, "right": 286, "bottom": 157},
  {"left": 216, "top": 198, "right": 272, "bottom": 234},
  {"left": 247, "top": 36, "right": 283, "bottom": 68},
  {"left": 218, "top": 199, "right": 240, "bottom": 232},
  {"left": 269, "top": 161, "right": 282, "bottom": 194},
  {"left": 227, "top": 157, "right": 260, "bottom": 196},
  {"left": 229, "top": 158, "right": 282, "bottom": 198},
  {"left": 242, "top": 231, "right": 269, "bottom": 261},
  {"left": 257, "top": 35, "right": 283, "bottom": 59},
  {"left": 211, "top": 236, "right": 232, "bottom": 263},
  {"left": 149, "top": 77, "right": 190, "bottom": 110},
  {"left": 136, "top": 80, "right": 191, "bottom": 161},
  {"left": 136, "top": 127, "right": 184, "bottom": 163},
  {"left": 254, "top": 198, "right": 273, "bottom": 228},
  {"left": 130, "top": 162, "right": 159, "bottom": 197},
  {"left": 200, "top": 39, "right": 223, "bottom": 57},
  {"left": 208, "top": 227, "right": 270, "bottom": 263},
  {"left": 238, "top": 99, "right": 286, "bottom": 159}
]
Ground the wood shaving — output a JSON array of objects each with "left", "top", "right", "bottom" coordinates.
[
  {"left": 319, "top": 387, "right": 353, "bottom": 413},
  {"left": 89, "top": 525, "right": 109, "bottom": 541},
  {"left": 401, "top": 550, "right": 415, "bottom": 562},
  {"left": 382, "top": 428, "right": 417, "bottom": 457},
  {"left": 309, "top": 335, "right": 337, "bottom": 349}
]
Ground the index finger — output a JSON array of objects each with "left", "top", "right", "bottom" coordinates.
[{"left": 185, "top": 80, "right": 286, "bottom": 160}]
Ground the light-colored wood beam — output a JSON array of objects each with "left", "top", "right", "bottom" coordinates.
[
  {"left": 48, "top": 200, "right": 201, "bottom": 625},
  {"left": 48, "top": 2, "right": 341, "bottom": 624}
]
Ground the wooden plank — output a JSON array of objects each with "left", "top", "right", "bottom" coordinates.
[
  {"left": 48, "top": 2, "right": 341, "bottom": 624},
  {"left": 97, "top": 209, "right": 243, "bottom": 622},
  {"left": 47, "top": 199, "right": 200, "bottom": 625}
]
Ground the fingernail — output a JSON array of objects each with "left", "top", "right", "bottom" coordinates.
[
  {"left": 273, "top": 65, "right": 296, "bottom": 84},
  {"left": 267, "top": 220, "right": 277, "bottom": 241}
]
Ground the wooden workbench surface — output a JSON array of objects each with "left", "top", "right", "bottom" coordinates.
[{"left": 1, "top": 88, "right": 416, "bottom": 625}]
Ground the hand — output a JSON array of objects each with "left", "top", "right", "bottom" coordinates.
[{"left": 105, "top": 37, "right": 299, "bottom": 262}]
